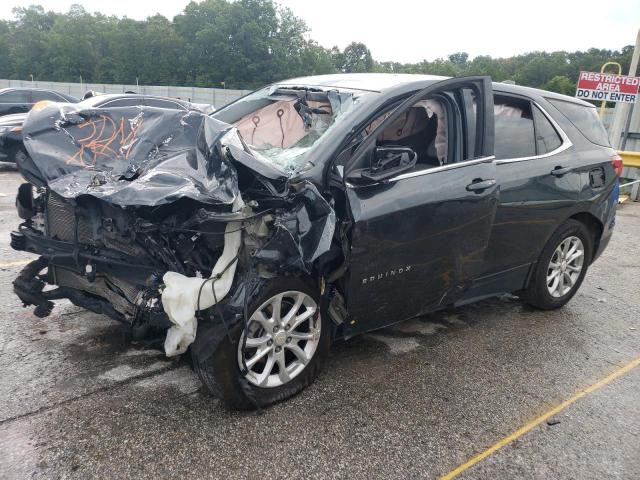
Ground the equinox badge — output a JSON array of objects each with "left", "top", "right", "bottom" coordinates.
[{"left": 362, "top": 266, "right": 412, "bottom": 285}]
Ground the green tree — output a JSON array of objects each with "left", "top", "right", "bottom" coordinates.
[
  {"left": 0, "top": 2, "right": 634, "bottom": 92},
  {"left": 0, "top": 20, "right": 13, "bottom": 78},
  {"left": 465, "top": 55, "right": 509, "bottom": 81},
  {"left": 448, "top": 52, "right": 468, "bottom": 71},
  {"left": 341, "top": 42, "right": 373, "bottom": 73},
  {"left": 138, "top": 15, "right": 186, "bottom": 85},
  {"left": 330, "top": 46, "right": 345, "bottom": 72},
  {"left": 543, "top": 75, "right": 576, "bottom": 95},
  {"left": 46, "top": 5, "right": 100, "bottom": 82},
  {"left": 9, "top": 6, "right": 56, "bottom": 80}
]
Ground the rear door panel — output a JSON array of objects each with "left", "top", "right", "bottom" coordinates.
[{"left": 479, "top": 97, "right": 582, "bottom": 282}]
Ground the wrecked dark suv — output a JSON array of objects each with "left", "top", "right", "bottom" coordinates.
[{"left": 11, "top": 74, "right": 619, "bottom": 409}]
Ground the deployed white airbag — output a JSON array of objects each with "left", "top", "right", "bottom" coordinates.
[{"left": 161, "top": 219, "right": 242, "bottom": 356}]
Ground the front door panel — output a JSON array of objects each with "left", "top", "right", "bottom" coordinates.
[{"left": 344, "top": 161, "right": 498, "bottom": 335}]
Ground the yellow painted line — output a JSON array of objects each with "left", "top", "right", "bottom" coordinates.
[
  {"left": 441, "top": 355, "right": 640, "bottom": 480},
  {"left": 0, "top": 259, "right": 32, "bottom": 268}
]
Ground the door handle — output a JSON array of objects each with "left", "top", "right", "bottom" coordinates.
[
  {"left": 466, "top": 178, "right": 496, "bottom": 192},
  {"left": 550, "top": 166, "right": 572, "bottom": 176}
]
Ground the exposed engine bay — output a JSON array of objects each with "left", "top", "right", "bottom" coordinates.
[{"left": 11, "top": 92, "right": 346, "bottom": 359}]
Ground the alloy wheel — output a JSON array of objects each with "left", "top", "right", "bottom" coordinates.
[
  {"left": 546, "top": 236, "right": 584, "bottom": 298},
  {"left": 238, "top": 291, "right": 320, "bottom": 388}
]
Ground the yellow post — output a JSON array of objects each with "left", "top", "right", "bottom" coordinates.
[{"left": 598, "top": 61, "right": 622, "bottom": 119}]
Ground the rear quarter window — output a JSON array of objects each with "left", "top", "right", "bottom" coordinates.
[
  {"left": 532, "top": 105, "right": 562, "bottom": 154},
  {"left": 546, "top": 98, "right": 610, "bottom": 147}
]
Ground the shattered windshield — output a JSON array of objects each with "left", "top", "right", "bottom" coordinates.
[{"left": 213, "top": 85, "right": 370, "bottom": 172}]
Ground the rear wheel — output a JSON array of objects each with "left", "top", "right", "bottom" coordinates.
[
  {"left": 523, "top": 219, "right": 592, "bottom": 310},
  {"left": 192, "top": 277, "right": 330, "bottom": 409}
]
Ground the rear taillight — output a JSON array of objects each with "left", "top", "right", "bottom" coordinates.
[{"left": 611, "top": 154, "right": 623, "bottom": 177}]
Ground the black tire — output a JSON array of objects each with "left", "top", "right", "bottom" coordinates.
[
  {"left": 523, "top": 219, "right": 593, "bottom": 310},
  {"left": 192, "top": 277, "right": 330, "bottom": 410}
]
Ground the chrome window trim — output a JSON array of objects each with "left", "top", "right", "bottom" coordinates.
[
  {"left": 346, "top": 156, "right": 495, "bottom": 188},
  {"left": 493, "top": 100, "right": 572, "bottom": 165},
  {"left": 390, "top": 156, "right": 496, "bottom": 181},
  {"left": 345, "top": 99, "right": 571, "bottom": 189}
]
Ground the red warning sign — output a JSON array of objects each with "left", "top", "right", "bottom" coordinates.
[{"left": 576, "top": 71, "right": 639, "bottom": 103}]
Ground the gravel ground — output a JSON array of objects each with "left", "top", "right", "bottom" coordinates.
[{"left": 0, "top": 166, "right": 638, "bottom": 479}]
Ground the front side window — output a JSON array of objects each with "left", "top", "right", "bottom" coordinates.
[
  {"left": 370, "top": 97, "right": 449, "bottom": 168},
  {"left": 213, "top": 86, "right": 371, "bottom": 172},
  {"left": 493, "top": 95, "right": 536, "bottom": 159}
]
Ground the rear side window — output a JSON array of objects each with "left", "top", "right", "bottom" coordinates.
[
  {"left": 493, "top": 96, "right": 536, "bottom": 159},
  {"left": 0, "top": 90, "right": 30, "bottom": 103},
  {"left": 532, "top": 105, "right": 562, "bottom": 154},
  {"left": 546, "top": 98, "right": 610, "bottom": 147}
]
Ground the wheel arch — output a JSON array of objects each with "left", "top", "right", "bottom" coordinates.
[
  {"left": 567, "top": 211, "right": 603, "bottom": 264},
  {"left": 524, "top": 210, "right": 604, "bottom": 290}
]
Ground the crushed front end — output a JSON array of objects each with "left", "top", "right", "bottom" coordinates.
[
  {"left": 11, "top": 100, "right": 340, "bottom": 360},
  {"left": 12, "top": 185, "right": 232, "bottom": 338}
]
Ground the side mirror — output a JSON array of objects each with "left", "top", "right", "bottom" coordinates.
[{"left": 360, "top": 146, "right": 417, "bottom": 183}]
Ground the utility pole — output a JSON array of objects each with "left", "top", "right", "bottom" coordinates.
[{"left": 609, "top": 29, "right": 640, "bottom": 149}]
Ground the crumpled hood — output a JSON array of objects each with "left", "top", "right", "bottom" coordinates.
[{"left": 18, "top": 103, "right": 278, "bottom": 207}]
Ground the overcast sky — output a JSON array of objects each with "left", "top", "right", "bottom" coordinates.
[{"left": 1, "top": 0, "right": 638, "bottom": 63}]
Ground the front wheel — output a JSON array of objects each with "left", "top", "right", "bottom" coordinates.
[
  {"left": 523, "top": 219, "right": 592, "bottom": 310},
  {"left": 192, "top": 277, "right": 330, "bottom": 410}
]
